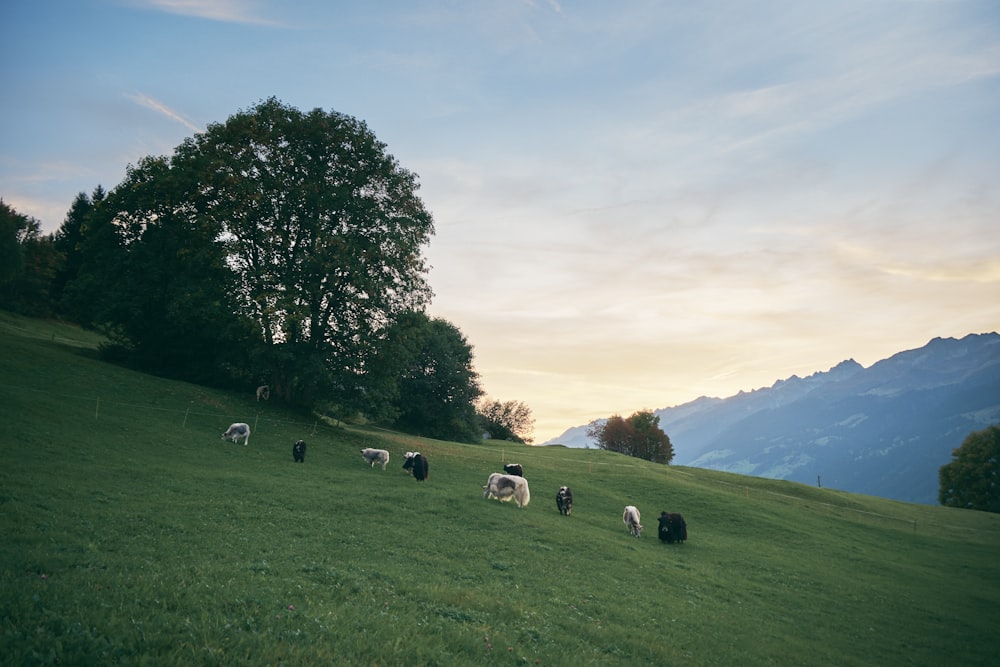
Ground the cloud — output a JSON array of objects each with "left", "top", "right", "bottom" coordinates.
[
  {"left": 126, "top": 93, "right": 202, "bottom": 133},
  {"left": 128, "top": 0, "right": 281, "bottom": 26}
]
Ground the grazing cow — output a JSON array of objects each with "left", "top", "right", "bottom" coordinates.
[
  {"left": 556, "top": 486, "right": 573, "bottom": 515},
  {"left": 361, "top": 448, "right": 390, "bottom": 470},
  {"left": 658, "top": 512, "right": 687, "bottom": 544},
  {"left": 402, "top": 451, "right": 429, "bottom": 481},
  {"left": 221, "top": 422, "right": 250, "bottom": 446},
  {"left": 256, "top": 385, "right": 270, "bottom": 401},
  {"left": 483, "top": 473, "right": 531, "bottom": 508},
  {"left": 292, "top": 440, "right": 306, "bottom": 463},
  {"left": 503, "top": 463, "right": 523, "bottom": 477},
  {"left": 623, "top": 505, "right": 643, "bottom": 537}
]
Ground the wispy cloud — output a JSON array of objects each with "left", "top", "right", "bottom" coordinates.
[
  {"left": 129, "top": 0, "right": 281, "bottom": 26},
  {"left": 126, "top": 93, "right": 202, "bottom": 133}
]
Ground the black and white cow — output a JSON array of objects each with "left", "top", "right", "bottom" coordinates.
[
  {"left": 503, "top": 463, "right": 523, "bottom": 477},
  {"left": 556, "top": 486, "right": 573, "bottom": 515},
  {"left": 483, "top": 473, "right": 531, "bottom": 508},
  {"left": 402, "top": 451, "right": 429, "bottom": 481},
  {"left": 292, "top": 439, "right": 306, "bottom": 463},
  {"left": 623, "top": 505, "right": 643, "bottom": 537},
  {"left": 221, "top": 422, "right": 250, "bottom": 446},
  {"left": 361, "top": 448, "right": 390, "bottom": 470},
  {"left": 657, "top": 512, "right": 687, "bottom": 544}
]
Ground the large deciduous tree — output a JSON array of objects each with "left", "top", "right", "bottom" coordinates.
[
  {"left": 939, "top": 424, "right": 1000, "bottom": 513},
  {"left": 69, "top": 98, "right": 435, "bottom": 403},
  {"left": 172, "top": 97, "right": 435, "bottom": 403},
  {"left": 588, "top": 410, "right": 674, "bottom": 464}
]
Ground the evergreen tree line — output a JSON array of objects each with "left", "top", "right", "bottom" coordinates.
[{"left": 0, "top": 99, "right": 533, "bottom": 444}]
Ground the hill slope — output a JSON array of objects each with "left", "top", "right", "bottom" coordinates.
[
  {"left": 2, "top": 312, "right": 999, "bottom": 666},
  {"left": 545, "top": 333, "right": 1000, "bottom": 505}
]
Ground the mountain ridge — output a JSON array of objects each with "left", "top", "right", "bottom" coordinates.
[{"left": 542, "top": 333, "right": 1000, "bottom": 504}]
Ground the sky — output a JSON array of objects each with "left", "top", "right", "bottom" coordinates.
[{"left": 2, "top": 1, "right": 999, "bottom": 443}]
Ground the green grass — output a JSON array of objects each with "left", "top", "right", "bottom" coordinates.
[{"left": 2, "top": 310, "right": 999, "bottom": 666}]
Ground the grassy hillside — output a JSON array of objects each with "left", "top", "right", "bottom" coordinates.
[{"left": 2, "top": 311, "right": 999, "bottom": 666}]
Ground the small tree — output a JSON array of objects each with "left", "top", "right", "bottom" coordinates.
[
  {"left": 0, "top": 200, "right": 61, "bottom": 317},
  {"left": 939, "top": 424, "right": 1000, "bottom": 513},
  {"left": 390, "top": 314, "right": 483, "bottom": 443},
  {"left": 477, "top": 398, "right": 535, "bottom": 444},
  {"left": 587, "top": 409, "right": 674, "bottom": 464}
]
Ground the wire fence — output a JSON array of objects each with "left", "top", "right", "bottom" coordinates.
[{"left": 5, "top": 381, "right": 998, "bottom": 538}]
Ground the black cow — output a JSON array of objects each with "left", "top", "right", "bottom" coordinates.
[
  {"left": 503, "top": 463, "right": 523, "bottom": 477},
  {"left": 292, "top": 440, "right": 306, "bottom": 463},
  {"left": 402, "top": 451, "right": 429, "bottom": 481},
  {"left": 556, "top": 486, "right": 573, "bottom": 515},
  {"left": 657, "top": 512, "right": 687, "bottom": 544}
]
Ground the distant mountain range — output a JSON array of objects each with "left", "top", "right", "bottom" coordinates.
[{"left": 542, "top": 333, "right": 1000, "bottom": 505}]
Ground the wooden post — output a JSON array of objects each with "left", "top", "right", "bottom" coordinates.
[
  {"left": 182, "top": 407, "right": 190, "bottom": 428},
  {"left": 95, "top": 397, "right": 100, "bottom": 420}
]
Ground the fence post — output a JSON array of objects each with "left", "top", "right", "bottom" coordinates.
[
  {"left": 182, "top": 407, "right": 190, "bottom": 428},
  {"left": 95, "top": 397, "right": 100, "bottom": 420}
]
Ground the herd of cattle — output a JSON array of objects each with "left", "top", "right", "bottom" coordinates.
[{"left": 222, "top": 422, "right": 687, "bottom": 544}]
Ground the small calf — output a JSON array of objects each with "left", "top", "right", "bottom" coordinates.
[
  {"left": 221, "top": 422, "right": 250, "bottom": 446},
  {"left": 293, "top": 440, "right": 306, "bottom": 463},
  {"left": 556, "top": 486, "right": 573, "bottom": 515},
  {"left": 623, "top": 505, "right": 642, "bottom": 537},
  {"left": 361, "top": 448, "right": 390, "bottom": 470}
]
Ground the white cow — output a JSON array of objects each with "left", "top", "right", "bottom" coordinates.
[
  {"left": 361, "top": 448, "right": 390, "bottom": 470},
  {"left": 482, "top": 472, "right": 531, "bottom": 508},
  {"left": 222, "top": 422, "right": 250, "bottom": 446},
  {"left": 623, "top": 505, "right": 642, "bottom": 537}
]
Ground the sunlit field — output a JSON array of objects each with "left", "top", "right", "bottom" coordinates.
[{"left": 2, "top": 311, "right": 999, "bottom": 666}]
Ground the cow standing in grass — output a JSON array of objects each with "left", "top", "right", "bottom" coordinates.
[
  {"left": 293, "top": 440, "right": 306, "bottom": 463},
  {"left": 556, "top": 486, "right": 573, "bottom": 515},
  {"left": 402, "top": 451, "right": 429, "bottom": 481},
  {"left": 361, "top": 448, "right": 390, "bottom": 470},
  {"left": 658, "top": 512, "right": 687, "bottom": 544},
  {"left": 503, "top": 463, "right": 523, "bottom": 477},
  {"left": 221, "top": 423, "right": 250, "bottom": 446},
  {"left": 623, "top": 505, "right": 642, "bottom": 537},
  {"left": 483, "top": 473, "right": 531, "bottom": 508}
]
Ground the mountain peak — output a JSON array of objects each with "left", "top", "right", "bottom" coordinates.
[{"left": 542, "top": 333, "right": 1000, "bottom": 505}]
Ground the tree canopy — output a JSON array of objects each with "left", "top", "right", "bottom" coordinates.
[
  {"left": 389, "top": 314, "right": 483, "bottom": 443},
  {"left": 58, "top": 98, "right": 435, "bottom": 405},
  {"left": 477, "top": 398, "right": 535, "bottom": 444},
  {"left": 588, "top": 410, "right": 674, "bottom": 464},
  {"left": 0, "top": 200, "right": 60, "bottom": 317},
  {"left": 939, "top": 424, "right": 1000, "bottom": 513}
]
